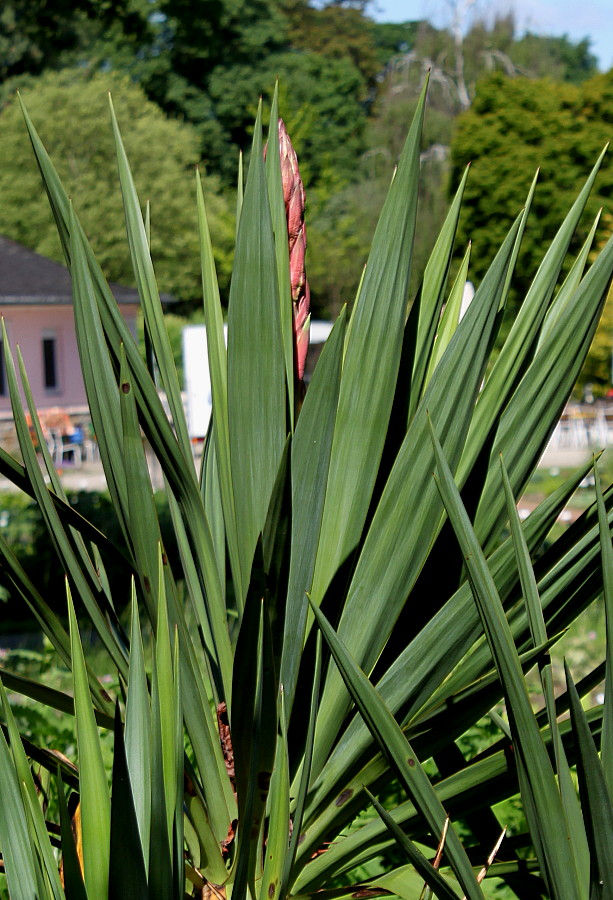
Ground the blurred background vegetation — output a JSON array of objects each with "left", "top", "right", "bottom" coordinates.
[{"left": 0, "top": 0, "right": 611, "bottom": 390}]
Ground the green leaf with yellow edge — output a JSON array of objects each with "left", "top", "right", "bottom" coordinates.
[{"left": 68, "top": 585, "right": 111, "bottom": 900}]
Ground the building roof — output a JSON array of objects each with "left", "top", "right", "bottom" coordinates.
[{"left": 0, "top": 234, "right": 141, "bottom": 306}]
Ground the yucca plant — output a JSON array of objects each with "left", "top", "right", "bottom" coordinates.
[{"left": 0, "top": 80, "right": 612, "bottom": 899}]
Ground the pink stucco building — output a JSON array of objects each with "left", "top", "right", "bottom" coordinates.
[{"left": 0, "top": 236, "right": 140, "bottom": 417}]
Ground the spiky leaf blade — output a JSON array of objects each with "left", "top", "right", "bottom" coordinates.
[
  {"left": 431, "top": 421, "right": 580, "bottom": 900},
  {"left": 309, "top": 80, "right": 428, "bottom": 607},
  {"left": 109, "top": 704, "right": 148, "bottom": 899},
  {"left": 228, "top": 102, "right": 286, "bottom": 603},
  {"left": 68, "top": 588, "right": 111, "bottom": 900},
  {"left": 308, "top": 600, "right": 485, "bottom": 900}
]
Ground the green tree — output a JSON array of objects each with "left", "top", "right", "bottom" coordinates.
[
  {"left": 285, "top": 0, "right": 381, "bottom": 83},
  {"left": 579, "top": 281, "right": 613, "bottom": 390},
  {"left": 450, "top": 72, "right": 611, "bottom": 296},
  {"left": 367, "top": 20, "right": 420, "bottom": 67},
  {"left": 0, "top": 0, "right": 148, "bottom": 80},
  {"left": 0, "top": 69, "right": 233, "bottom": 301},
  {"left": 512, "top": 32, "right": 598, "bottom": 84},
  {"left": 408, "top": 14, "right": 598, "bottom": 115}
]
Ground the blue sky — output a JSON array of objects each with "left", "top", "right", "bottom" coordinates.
[{"left": 370, "top": 1, "right": 613, "bottom": 71}]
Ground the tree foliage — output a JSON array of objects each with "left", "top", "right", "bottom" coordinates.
[
  {"left": 451, "top": 72, "right": 612, "bottom": 290},
  {"left": 285, "top": 0, "right": 381, "bottom": 83},
  {"left": 0, "top": 69, "right": 233, "bottom": 300},
  {"left": 0, "top": 0, "right": 604, "bottom": 315},
  {"left": 407, "top": 13, "right": 598, "bottom": 115},
  {"left": 450, "top": 71, "right": 613, "bottom": 386},
  {"left": 0, "top": 0, "right": 148, "bottom": 80}
]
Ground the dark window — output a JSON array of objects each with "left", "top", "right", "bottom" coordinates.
[{"left": 43, "top": 337, "right": 57, "bottom": 390}]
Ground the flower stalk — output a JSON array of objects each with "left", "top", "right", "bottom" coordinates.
[{"left": 278, "top": 119, "right": 310, "bottom": 386}]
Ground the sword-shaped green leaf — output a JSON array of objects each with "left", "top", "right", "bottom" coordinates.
[
  {"left": 308, "top": 598, "right": 485, "bottom": 900},
  {"left": 21, "top": 97, "right": 232, "bottom": 705},
  {"left": 431, "top": 421, "right": 580, "bottom": 900},
  {"left": 0, "top": 719, "right": 45, "bottom": 900},
  {"left": 0, "top": 678, "right": 63, "bottom": 899},
  {"left": 424, "top": 242, "right": 471, "bottom": 385},
  {"left": 125, "top": 586, "right": 152, "bottom": 868},
  {"left": 309, "top": 80, "right": 428, "bottom": 609},
  {"left": 410, "top": 165, "right": 469, "bottom": 417},
  {"left": 232, "top": 573, "right": 278, "bottom": 900},
  {"left": 282, "top": 307, "right": 346, "bottom": 712},
  {"left": 228, "top": 102, "right": 286, "bottom": 605},
  {"left": 109, "top": 704, "right": 149, "bottom": 900},
  {"left": 595, "top": 463, "right": 613, "bottom": 796},
  {"left": 2, "top": 316, "right": 126, "bottom": 692},
  {"left": 501, "top": 457, "right": 588, "bottom": 890},
  {"left": 474, "top": 233, "right": 613, "bottom": 551},
  {"left": 301, "top": 461, "right": 592, "bottom": 837},
  {"left": 366, "top": 789, "right": 463, "bottom": 900},
  {"left": 57, "top": 772, "right": 88, "bottom": 900},
  {"left": 109, "top": 96, "right": 192, "bottom": 463},
  {"left": 68, "top": 586, "right": 111, "bottom": 900},
  {"left": 197, "top": 171, "right": 240, "bottom": 597},
  {"left": 565, "top": 662, "right": 613, "bottom": 898},
  {"left": 261, "top": 689, "right": 290, "bottom": 900},
  {"left": 460, "top": 151, "right": 606, "bottom": 488},
  {"left": 311, "top": 214, "right": 522, "bottom": 778}
]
